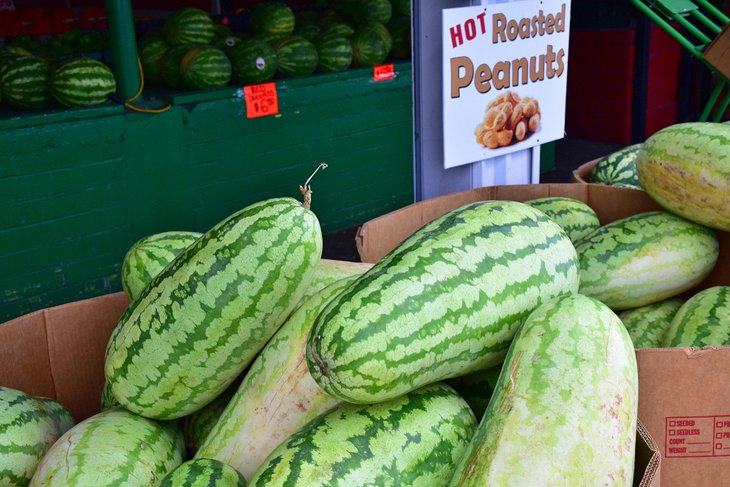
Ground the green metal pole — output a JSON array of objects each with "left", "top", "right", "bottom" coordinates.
[{"left": 105, "top": 0, "right": 140, "bottom": 100}]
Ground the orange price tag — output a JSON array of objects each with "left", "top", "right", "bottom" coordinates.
[
  {"left": 373, "top": 64, "right": 395, "bottom": 82},
  {"left": 244, "top": 82, "right": 279, "bottom": 118}
]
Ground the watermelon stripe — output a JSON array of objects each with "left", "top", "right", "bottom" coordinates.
[
  {"left": 618, "top": 298, "right": 684, "bottom": 348},
  {"left": 662, "top": 286, "right": 730, "bottom": 347}
]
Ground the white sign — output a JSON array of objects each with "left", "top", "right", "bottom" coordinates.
[{"left": 442, "top": 1, "right": 571, "bottom": 169}]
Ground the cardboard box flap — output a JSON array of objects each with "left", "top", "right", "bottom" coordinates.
[
  {"left": 0, "top": 292, "right": 129, "bottom": 421},
  {"left": 703, "top": 22, "right": 730, "bottom": 81},
  {"left": 637, "top": 419, "right": 662, "bottom": 487}
]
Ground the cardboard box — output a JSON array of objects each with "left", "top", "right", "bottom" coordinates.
[
  {"left": 571, "top": 157, "right": 599, "bottom": 184},
  {"left": 357, "top": 183, "right": 730, "bottom": 486},
  {"left": 703, "top": 22, "right": 730, "bottom": 82}
]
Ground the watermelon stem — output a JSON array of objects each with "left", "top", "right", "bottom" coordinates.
[
  {"left": 299, "top": 162, "right": 328, "bottom": 210},
  {"left": 309, "top": 335, "right": 328, "bottom": 375}
]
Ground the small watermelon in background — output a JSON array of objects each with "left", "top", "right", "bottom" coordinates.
[
  {"left": 591, "top": 143, "right": 643, "bottom": 188},
  {"left": 159, "top": 459, "right": 247, "bottom": 487},
  {"left": 164, "top": 7, "right": 215, "bottom": 46},
  {"left": 662, "top": 286, "right": 730, "bottom": 347},
  {"left": 0, "top": 55, "right": 50, "bottom": 110},
  {"left": 51, "top": 58, "right": 116, "bottom": 108},
  {"left": 351, "top": 22, "right": 392, "bottom": 67},
  {"left": 317, "top": 20, "right": 355, "bottom": 39},
  {"left": 335, "top": 0, "right": 392, "bottom": 25},
  {"left": 388, "top": 14, "right": 411, "bottom": 59},
  {"left": 274, "top": 36, "right": 319, "bottom": 77},
  {"left": 392, "top": 0, "right": 411, "bottom": 17},
  {"left": 294, "top": 15, "right": 321, "bottom": 41},
  {"left": 229, "top": 39, "right": 277, "bottom": 84},
  {"left": 161, "top": 45, "right": 191, "bottom": 90},
  {"left": 138, "top": 38, "right": 168, "bottom": 84},
  {"left": 251, "top": 2, "right": 295, "bottom": 38},
  {"left": 181, "top": 46, "right": 232, "bottom": 90},
  {"left": 525, "top": 196, "right": 600, "bottom": 243},
  {"left": 215, "top": 35, "right": 244, "bottom": 56},
  {"left": 446, "top": 365, "right": 501, "bottom": 418},
  {"left": 618, "top": 298, "right": 684, "bottom": 348},
  {"left": 315, "top": 34, "right": 352, "bottom": 73}
]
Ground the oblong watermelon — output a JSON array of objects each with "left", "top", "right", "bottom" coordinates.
[
  {"left": 662, "top": 286, "right": 730, "bottom": 347},
  {"left": 0, "top": 55, "right": 50, "bottom": 110},
  {"left": 591, "top": 143, "right": 643, "bottom": 188},
  {"left": 159, "top": 459, "right": 246, "bottom": 487},
  {"left": 51, "top": 58, "right": 116, "bottom": 107},
  {"left": 525, "top": 196, "right": 600, "bottom": 243}
]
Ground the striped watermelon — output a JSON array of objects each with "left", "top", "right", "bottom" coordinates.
[
  {"left": 334, "top": 0, "right": 392, "bottom": 24},
  {"left": 315, "top": 34, "right": 352, "bottom": 73},
  {"left": 121, "top": 231, "right": 202, "bottom": 302},
  {"left": 445, "top": 365, "right": 501, "bottom": 419},
  {"left": 637, "top": 122, "right": 730, "bottom": 231},
  {"left": 618, "top": 298, "right": 684, "bottom": 348},
  {"left": 392, "top": 0, "right": 411, "bottom": 17},
  {"left": 100, "top": 380, "right": 121, "bottom": 411},
  {"left": 51, "top": 58, "right": 116, "bottom": 107},
  {"left": 307, "top": 200, "right": 579, "bottom": 404},
  {"left": 0, "top": 387, "right": 75, "bottom": 487},
  {"left": 525, "top": 196, "right": 600, "bottom": 243},
  {"left": 576, "top": 211, "right": 719, "bottom": 310},
  {"left": 159, "top": 459, "right": 246, "bottom": 487},
  {"left": 183, "top": 377, "right": 241, "bottom": 455},
  {"left": 164, "top": 8, "right": 215, "bottom": 46},
  {"left": 138, "top": 38, "right": 168, "bottom": 85},
  {"left": 294, "top": 18, "right": 321, "bottom": 41},
  {"left": 229, "top": 39, "right": 277, "bottom": 84},
  {"left": 29, "top": 408, "right": 184, "bottom": 486},
  {"left": 662, "top": 286, "right": 730, "bottom": 347},
  {"left": 0, "top": 55, "right": 50, "bottom": 110},
  {"left": 161, "top": 45, "right": 190, "bottom": 90},
  {"left": 591, "top": 143, "right": 643, "bottom": 188},
  {"left": 451, "top": 294, "right": 637, "bottom": 486},
  {"left": 274, "top": 36, "right": 319, "bottom": 77},
  {"left": 104, "top": 197, "right": 322, "bottom": 420},
  {"left": 351, "top": 22, "right": 392, "bottom": 67},
  {"left": 317, "top": 21, "right": 355, "bottom": 39},
  {"left": 181, "top": 46, "right": 232, "bottom": 90},
  {"left": 196, "top": 277, "right": 356, "bottom": 480},
  {"left": 251, "top": 2, "right": 296, "bottom": 38},
  {"left": 248, "top": 383, "right": 476, "bottom": 486},
  {"left": 301, "top": 258, "right": 372, "bottom": 302}
]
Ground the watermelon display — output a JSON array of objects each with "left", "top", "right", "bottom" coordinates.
[
  {"left": 138, "top": 38, "right": 168, "bottom": 84},
  {"left": 351, "top": 22, "right": 391, "bottom": 67},
  {"left": 451, "top": 294, "right": 638, "bottom": 486},
  {"left": 29, "top": 408, "right": 184, "bottom": 486},
  {"left": 181, "top": 46, "right": 232, "bottom": 90},
  {"left": 121, "top": 231, "right": 202, "bottom": 302},
  {"left": 576, "top": 211, "right": 719, "bottom": 310},
  {"left": 164, "top": 8, "right": 215, "bottom": 46},
  {"left": 274, "top": 36, "right": 319, "bottom": 77},
  {"left": 104, "top": 197, "right": 322, "bottom": 420},
  {"left": 0, "top": 55, "right": 50, "bottom": 109},
  {"left": 0, "top": 387, "right": 75, "bottom": 487},
  {"left": 251, "top": 2, "right": 296, "bottom": 38},
  {"left": 51, "top": 58, "right": 116, "bottom": 107},
  {"left": 315, "top": 35, "right": 353, "bottom": 73},
  {"left": 637, "top": 122, "right": 730, "bottom": 231},
  {"left": 618, "top": 298, "right": 684, "bottom": 348},
  {"left": 591, "top": 143, "right": 643, "bottom": 188},
  {"left": 525, "top": 196, "right": 600, "bottom": 243},
  {"left": 307, "top": 200, "right": 579, "bottom": 404},
  {"left": 159, "top": 459, "right": 246, "bottom": 487},
  {"left": 161, "top": 45, "right": 191, "bottom": 90},
  {"left": 662, "top": 286, "right": 730, "bottom": 347},
  {"left": 248, "top": 383, "right": 476, "bottom": 486},
  {"left": 229, "top": 39, "right": 278, "bottom": 84}
]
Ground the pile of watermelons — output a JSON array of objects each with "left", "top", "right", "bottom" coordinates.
[{"left": 139, "top": 0, "right": 411, "bottom": 91}]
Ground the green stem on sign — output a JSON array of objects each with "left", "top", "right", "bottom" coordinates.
[{"left": 300, "top": 162, "right": 328, "bottom": 210}]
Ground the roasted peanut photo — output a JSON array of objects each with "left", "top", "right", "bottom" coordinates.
[{"left": 475, "top": 90, "right": 541, "bottom": 149}]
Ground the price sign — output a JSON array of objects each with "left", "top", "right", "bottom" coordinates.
[
  {"left": 373, "top": 64, "right": 395, "bottom": 82},
  {"left": 0, "top": 0, "right": 15, "bottom": 10},
  {"left": 244, "top": 82, "right": 279, "bottom": 118}
]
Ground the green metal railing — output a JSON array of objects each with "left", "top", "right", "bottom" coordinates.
[{"left": 631, "top": 0, "right": 730, "bottom": 121}]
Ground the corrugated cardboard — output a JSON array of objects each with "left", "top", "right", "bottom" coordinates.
[
  {"left": 357, "top": 183, "right": 730, "bottom": 487},
  {"left": 570, "top": 157, "right": 599, "bottom": 183},
  {"left": 703, "top": 22, "right": 730, "bottom": 82}
]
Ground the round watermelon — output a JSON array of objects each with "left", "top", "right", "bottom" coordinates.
[
  {"left": 351, "top": 22, "right": 391, "bottom": 66},
  {"left": 164, "top": 7, "right": 215, "bottom": 46},
  {"left": 51, "top": 58, "right": 116, "bottom": 108},
  {"left": 160, "top": 45, "right": 192, "bottom": 89},
  {"left": 294, "top": 19, "right": 321, "bottom": 41},
  {"left": 393, "top": 0, "right": 411, "bottom": 17},
  {"left": 181, "top": 46, "right": 232, "bottom": 90},
  {"left": 251, "top": 2, "right": 295, "bottom": 38},
  {"left": 0, "top": 55, "right": 50, "bottom": 110},
  {"left": 316, "top": 35, "right": 352, "bottom": 73},
  {"left": 274, "top": 36, "right": 319, "bottom": 77},
  {"left": 388, "top": 15, "right": 411, "bottom": 59},
  {"left": 334, "top": 0, "right": 391, "bottom": 24},
  {"left": 229, "top": 39, "right": 277, "bottom": 84},
  {"left": 138, "top": 38, "right": 167, "bottom": 84},
  {"left": 317, "top": 20, "right": 355, "bottom": 39}
]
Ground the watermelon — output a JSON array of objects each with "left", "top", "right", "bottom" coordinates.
[
  {"left": 138, "top": 38, "right": 168, "bottom": 85},
  {"left": 104, "top": 197, "right": 322, "bottom": 420},
  {"left": 392, "top": 0, "right": 411, "bottom": 17},
  {"left": 100, "top": 380, "right": 121, "bottom": 411},
  {"left": 51, "top": 58, "right": 116, "bottom": 107},
  {"left": 315, "top": 35, "right": 352, "bottom": 73},
  {"left": 301, "top": 258, "right": 372, "bottom": 302},
  {"left": 164, "top": 8, "right": 215, "bottom": 46},
  {"left": 196, "top": 278, "right": 356, "bottom": 480},
  {"left": 637, "top": 122, "right": 730, "bottom": 231},
  {"left": 121, "top": 231, "right": 202, "bottom": 302},
  {"left": 0, "top": 55, "right": 50, "bottom": 110},
  {"left": 248, "top": 383, "right": 476, "bottom": 486},
  {"left": 274, "top": 36, "right": 319, "bottom": 77},
  {"left": 451, "top": 294, "right": 638, "bottom": 486},
  {"left": 618, "top": 298, "right": 684, "bottom": 348},
  {"left": 251, "top": 2, "right": 296, "bottom": 38},
  {"left": 591, "top": 144, "right": 643, "bottom": 188},
  {"left": 182, "top": 376, "right": 241, "bottom": 455},
  {"left": 351, "top": 22, "right": 391, "bottom": 67},
  {"left": 29, "top": 408, "right": 184, "bottom": 486},
  {"left": 294, "top": 18, "right": 321, "bottom": 41},
  {"left": 159, "top": 459, "right": 246, "bottom": 487},
  {"left": 525, "top": 196, "right": 600, "bottom": 243},
  {"left": 0, "top": 387, "right": 75, "bottom": 487},
  {"left": 445, "top": 365, "right": 501, "bottom": 419},
  {"left": 229, "top": 39, "right": 278, "bottom": 84},
  {"left": 334, "top": 0, "right": 392, "bottom": 24},
  {"left": 576, "top": 211, "right": 719, "bottom": 310},
  {"left": 317, "top": 21, "right": 355, "bottom": 39},
  {"left": 161, "top": 45, "right": 191, "bottom": 90},
  {"left": 388, "top": 15, "right": 411, "bottom": 59},
  {"left": 181, "top": 46, "right": 232, "bottom": 90},
  {"left": 307, "top": 200, "right": 579, "bottom": 404},
  {"left": 662, "top": 286, "right": 730, "bottom": 347}
]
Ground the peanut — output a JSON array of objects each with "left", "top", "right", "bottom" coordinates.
[
  {"left": 529, "top": 113, "right": 540, "bottom": 133},
  {"left": 514, "top": 119, "right": 528, "bottom": 141}
]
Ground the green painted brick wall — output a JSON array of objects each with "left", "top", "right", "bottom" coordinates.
[{"left": 0, "top": 64, "right": 414, "bottom": 323}]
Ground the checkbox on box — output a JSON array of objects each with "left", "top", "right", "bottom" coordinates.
[
  {"left": 670, "top": 420, "right": 677, "bottom": 427},
  {"left": 718, "top": 433, "right": 723, "bottom": 439},
  {"left": 718, "top": 422, "right": 723, "bottom": 428},
  {"left": 670, "top": 430, "right": 676, "bottom": 435},
  {"left": 717, "top": 443, "right": 723, "bottom": 450}
]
